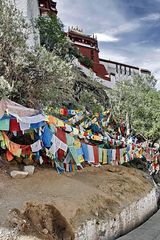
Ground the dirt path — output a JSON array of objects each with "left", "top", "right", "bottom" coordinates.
[{"left": 0, "top": 165, "right": 153, "bottom": 239}]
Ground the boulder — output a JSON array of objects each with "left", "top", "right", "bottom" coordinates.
[
  {"left": 23, "top": 165, "right": 35, "bottom": 175},
  {"left": 10, "top": 171, "right": 28, "bottom": 179}
]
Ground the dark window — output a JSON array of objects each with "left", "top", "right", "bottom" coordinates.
[
  {"left": 39, "top": 0, "right": 48, "bottom": 8},
  {"left": 116, "top": 65, "right": 118, "bottom": 73},
  {"left": 91, "top": 49, "right": 94, "bottom": 60},
  {"left": 120, "top": 65, "right": 122, "bottom": 74},
  {"left": 129, "top": 68, "right": 131, "bottom": 75},
  {"left": 124, "top": 66, "right": 126, "bottom": 75}
]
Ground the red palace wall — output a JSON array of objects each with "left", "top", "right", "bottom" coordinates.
[
  {"left": 75, "top": 44, "right": 110, "bottom": 80},
  {"left": 75, "top": 45, "right": 99, "bottom": 64}
]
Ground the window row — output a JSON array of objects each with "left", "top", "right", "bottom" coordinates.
[{"left": 115, "top": 65, "right": 132, "bottom": 75}]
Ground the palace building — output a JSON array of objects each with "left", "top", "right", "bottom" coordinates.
[
  {"left": 13, "top": 0, "right": 151, "bottom": 88},
  {"left": 67, "top": 27, "right": 110, "bottom": 81},
  {"left": 66, "top": 26, "right": 151, "bottom": 86},
  {"left": 12, "top": 0, "right": 57, "bottom": 47},
  {"left": 39, "top": 0, "right": 58, "bottom": 15},
  {"left": 99, "top": 59, "right": 151, "bottom": 88}
]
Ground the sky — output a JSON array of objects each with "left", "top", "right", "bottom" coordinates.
[{"left": 56, "top": 0, "right": 160, "bottom": 89}]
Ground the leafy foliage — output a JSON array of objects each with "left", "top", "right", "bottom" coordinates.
[
  {"left": 36, "top": 15, "right": 93, "bottom": 68},
  {"left": 79, "top": 55, "right": 93, "bottom": 68},
  {"left": 0, "top": 0, "right": 29, "bottom": 101},
  {"left": 0, "top": 0, "right": 108, "bottom": 112},
  {"left": 109, "top": 75, "right": 160, "bottom": 140},
  {"left": 36, "top": 15, "right": 77, "bottom": 61},
  {"left": 0, "top": 76, "right": 13, "bottom": 98}
]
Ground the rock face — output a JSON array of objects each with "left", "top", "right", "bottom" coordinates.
[
  {"left": 23, "top": 166, "right": 35, "bottom": 175},
  {"left": 10, "top": 171, "right": 28, "bottom": 179}
]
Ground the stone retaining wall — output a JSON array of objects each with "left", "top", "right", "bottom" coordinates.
[{"left": 75, "top": 188, "right": 158, "bottom": 240}]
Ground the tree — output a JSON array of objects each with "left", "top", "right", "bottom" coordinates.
[
  {"left": 0, "top": 76, "right": 13, "bottom": 98},
  {"left": 0, "top": 0, "right": 75, "bottom": 107},
  {"left": 0, "top": 0, "right": 108, "bottom": 112},
  {"left": 36, "top": 15, "right": 94, "bottom": 68},
  {"left": 108, "top": 75, "right": 160, "bottom": 141},
  {"left": 0, "top": 0, "right": 30, "bottom": 102},
  {"left": 36, "top": 15, "right": 76, "bottom": 61}
]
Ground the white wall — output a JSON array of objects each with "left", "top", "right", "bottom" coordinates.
[
  {"left": 100, "top": 60, "right": 151, "bottom": 88},
  {"left": 14, "top": 0, "right": 40, "bottom": 48},
  {"left": 75, "top": 188, "right": 158, "bottom": 240},
  {"left": 73, "top": 59, "right": 114, "bottom": 89}
]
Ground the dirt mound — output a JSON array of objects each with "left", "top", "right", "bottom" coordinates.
[
  {"left": 9, "top": 203, "right": 75, "bottom": 240},
  {"left": 0, "top": 165, "right": 154, "bottom": 239}
]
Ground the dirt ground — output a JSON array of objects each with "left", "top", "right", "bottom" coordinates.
[{"left": 0, "top": 163, "right": 154, "bottom": 240}]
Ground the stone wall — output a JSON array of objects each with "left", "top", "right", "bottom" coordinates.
[{"left": 75, "top": 188, "right": 158, "bottom": 240}]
